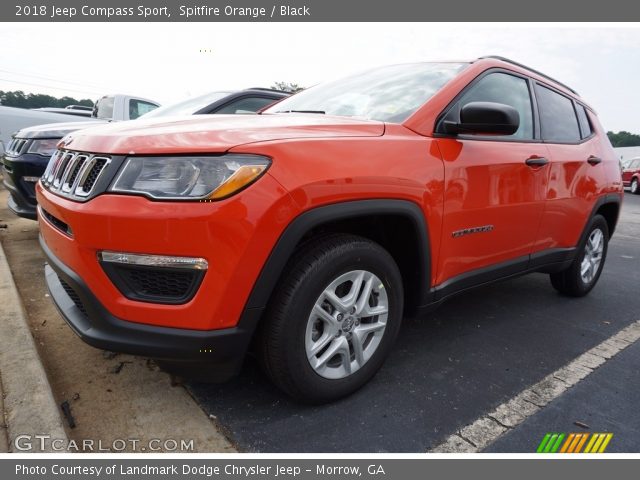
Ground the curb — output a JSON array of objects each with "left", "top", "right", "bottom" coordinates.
[
  {"left": 0, "top": 240, "right": 68, "bottom": 452},
  {"left": 0, "top": 372, "right": 8, "bottom": 452}
]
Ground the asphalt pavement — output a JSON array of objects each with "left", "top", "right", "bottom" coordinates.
[
  {"left": 486, "top": 339, "right": 640, "bottom": 453},
  {"left": 188, "top": 193, "right": 640, "bottom": 453}
]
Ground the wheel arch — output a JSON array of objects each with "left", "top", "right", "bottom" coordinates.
[
  {"left": 592, "top": 194, "right": 622, "bottom": 239},
  {"left": 243, "top": 199, "right": 432, "bottom": 317}
]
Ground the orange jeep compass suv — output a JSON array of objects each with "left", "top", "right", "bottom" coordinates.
[{"left": 38, "top": 57, "right": 623, "bottom": 403}]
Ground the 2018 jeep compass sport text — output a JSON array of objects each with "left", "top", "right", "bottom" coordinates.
[{"left": 38, "top": 57, "right": 623, "bottom": 403}]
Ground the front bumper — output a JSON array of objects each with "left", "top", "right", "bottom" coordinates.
[
  {"left": 36, "top": 173, "right": 295, "bottom": 331},
  {"left": 41, "top": 235, "right": 261, "bottom": 379},
  {"left": 7, "top": 193, "right": 37, "bottom": 220},
  {"left": 2, "top": 152, "right": 48, "bottom": 220}
]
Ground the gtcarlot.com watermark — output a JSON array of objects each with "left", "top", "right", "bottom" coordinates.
[{"left": 14, "top": 435, "right": 194, "bottom": 452}]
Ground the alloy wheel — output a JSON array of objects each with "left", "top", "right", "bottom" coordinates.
[{"left": 305, "top": 270, "right": 389, "bottom": 379}]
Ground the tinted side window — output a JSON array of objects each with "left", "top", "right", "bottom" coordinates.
[
  {"left": 129, "top": 100, "right": 159, "bottom": 120},
  {"left": 443, "top": 72, "right": 534, "bottom": 140},
  {"left": 214, "top": 97, "right": 278, "bottom": 114},
  {"left": 535, "top": 85, "right": 581, "bottom": 143},
  {"left": 575, "top": 104, "right": 593, "bottom": 139}
]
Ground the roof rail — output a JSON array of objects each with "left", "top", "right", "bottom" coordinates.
[
  {"left": 478, "top": 56, "right": 578, "bottom": 95},
  {"left": 247, "top": 87, "right": 288, "bottom": 93}
]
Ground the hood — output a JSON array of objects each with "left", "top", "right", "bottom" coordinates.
[
  {"left": 15, "top": 119, "right": 106, "bottom": 140},
  {"left": 59, "top": 114, "right": 385, "bottom": 155}
]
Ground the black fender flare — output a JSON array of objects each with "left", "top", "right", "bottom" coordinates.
[
  {"left": 241, "top": 199, "right": 432, "bottom": 318},
  {"left": 585, "top": 193, "right": 623, "bottom": 239}
]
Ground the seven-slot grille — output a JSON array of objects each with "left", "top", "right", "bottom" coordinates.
[{"left": 42, "top": 150, "right": 111, "bottom": 200}]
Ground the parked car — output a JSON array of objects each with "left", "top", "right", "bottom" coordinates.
[
  {"left": 2, "top": 89, "right": 286, "bottom": 220},
  {"left": 32, "top": 107, "right": 94, "bottom": 117},
  {"left": 139, "top": 88, "right": 289, "bottom": 118},
  {"left": 622, "top": 157, "right": 640, "bottom": 194},
  {"left": 0, "top": 106, "right": 96, "bottom": 155},
  {"left": 2, "top": 94, "right": 161, "bottom": 220},
  {"left": 37, "top": 57, "right": 622, "bottom": 403},
  {"left": 92, "top": 94, "right": 160, "bottom": 121}
]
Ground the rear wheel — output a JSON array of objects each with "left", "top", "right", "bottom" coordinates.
[
  {"left": 259, "top": 234, "right": 404, "bottom": 403},
  {"left": 631, "top": 178, "right": 639, "bottom": 194},
  {"left": 550, "top": 215, "right": 609, "bottom": 297}
]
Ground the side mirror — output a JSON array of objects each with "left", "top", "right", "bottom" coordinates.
[{"left": 443, "top": 101, "right": 520, "bottom": 136}]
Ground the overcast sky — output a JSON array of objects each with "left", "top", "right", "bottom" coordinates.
[{"left": 0, "top": 23, "right": 638, "bottom": 132}]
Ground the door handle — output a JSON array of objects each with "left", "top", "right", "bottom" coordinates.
[
  {"left": 587, "top": 155, "right": 602, "bottom": 166},
  {"left": 525, "top": 156, "right": 549, "bottom": 167}
]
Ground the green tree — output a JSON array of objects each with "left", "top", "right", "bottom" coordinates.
[
  {"left": 270, "top": 81, "right": 304, "bottom": 93},
  {"left": 607, "top": 131, "right": 640, "bottom": 148},
  {"left": 0, "top": 90, "right": 94, "bottom": 109}
]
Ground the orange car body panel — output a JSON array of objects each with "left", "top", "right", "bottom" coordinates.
[
  {"left": 37, "top": 58, "right": 623, "bottom": 335},
  {"left": 37, "top": 176, "right": 299, "bottom": 330},
  {"left": 434, "top": 138, "right": 550, "bottom": 283}
]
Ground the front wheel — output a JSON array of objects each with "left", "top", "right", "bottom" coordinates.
[
  {"left": 550, "top": 214, "right": 609, "bottom": 297},
  {"left": 259, "top": 234, "right": 404, "bottom": 403},
  {"left": 631, "top": 178, "right": 639, "bottom": 195}
]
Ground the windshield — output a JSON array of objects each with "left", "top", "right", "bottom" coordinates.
[
  {"left": 264, "top": 62, "right": 467, "bottom": 123},
  {"left": 141, "top": 91, "right": 233, "bottom": 118}
]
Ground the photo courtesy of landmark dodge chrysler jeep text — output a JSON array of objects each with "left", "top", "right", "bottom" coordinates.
[{"left": 37, "top": 57, "right": 623, "bottom": 403}]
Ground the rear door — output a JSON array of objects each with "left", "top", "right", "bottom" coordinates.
[
  {"left": 435, "top": 70, "right": 550, "bottom": 287},
  {"left": 532, "top": 85, "right": 607, "bottom": 252}
]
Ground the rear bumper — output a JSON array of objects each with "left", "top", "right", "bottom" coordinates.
[{"left": 41, "top": 235, "right": 261, "bottom": 380}]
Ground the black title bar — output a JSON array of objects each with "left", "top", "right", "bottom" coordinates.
[{"left": 5, "top": 0, "right": 640, "bottom": 21}]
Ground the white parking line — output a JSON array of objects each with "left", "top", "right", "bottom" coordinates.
[{"left": 429, "top": 320, "right": 640, "bottom": 453}]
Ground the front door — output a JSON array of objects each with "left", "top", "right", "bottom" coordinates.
[{"left": 434, "top": 71, "right": 550, "bottom": 287}]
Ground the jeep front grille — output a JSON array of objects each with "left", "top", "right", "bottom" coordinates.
[
  {"left": 5, "top": 138, "right": 29, "bottom": 156},
  {"left": 42, "top": 150, "right": 111, "bottom": 200}
]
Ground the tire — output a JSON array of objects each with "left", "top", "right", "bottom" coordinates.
[
  {"left": 631, "top": 178, "right": 639, "bottom": 195},
  {"left": 258, "top": 234, "right": 404, "bottom": 404},
  {"left": 550, "top": 214, "right": 609, "bottom": 297}
]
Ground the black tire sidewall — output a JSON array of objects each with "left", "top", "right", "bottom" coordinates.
[
  {"left": 632, "top": 178, "right": 639, "bottom": 194},
  {"left": 572, "top": 215, "right": 609, "bottom": 294},
  {"left": 279, "top": 240, "right": 403, "bottom": 401}
]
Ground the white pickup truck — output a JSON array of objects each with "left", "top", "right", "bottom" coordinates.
[
  {"left": 91, "top": 94, "right": 160, "bottom": 122},
  {"left": 0, "top": 94, "right": 160, "bottom": 154}
]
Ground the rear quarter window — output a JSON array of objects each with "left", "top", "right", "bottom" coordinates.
[{"left": 575, "top": 104, "right": 593, "bottom": 139}]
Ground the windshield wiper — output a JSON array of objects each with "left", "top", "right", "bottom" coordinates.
[{"left": 276, "top": 110, "right": 325, "bottom": 114}]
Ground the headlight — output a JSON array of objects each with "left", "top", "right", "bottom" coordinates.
[
  {"left": 109, "top": 154, "right": 270, "bottom": 200},
  {"left": 27, "top": 139, "right": 59, "bottom": 157}
]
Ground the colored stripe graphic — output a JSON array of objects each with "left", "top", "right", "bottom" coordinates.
[
  {"left": 559, "top": 433, "right": 575, "bottom": 453},
  {"left": 538, "top": 433, "right": 613, "bottom": 453},
  {"left": 536, "top": 433, "right": 552, "bottom": 453},
  {"left": 550, "top": 433, "right": 565, "bottom": 453},
  {"left": 574, "top": 433, "right": 589, "bottom": 453},
  {"left": 598, "top": 433, "right": 613, "bottom": 453}
]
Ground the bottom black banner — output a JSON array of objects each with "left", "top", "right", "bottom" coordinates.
[{"left": 1, "top": 458, "right": 638, "bottom": 480}]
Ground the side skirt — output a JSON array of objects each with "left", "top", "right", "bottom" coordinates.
[{"left": 416, "top": 247, "right": 577, "bottom": 315}]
